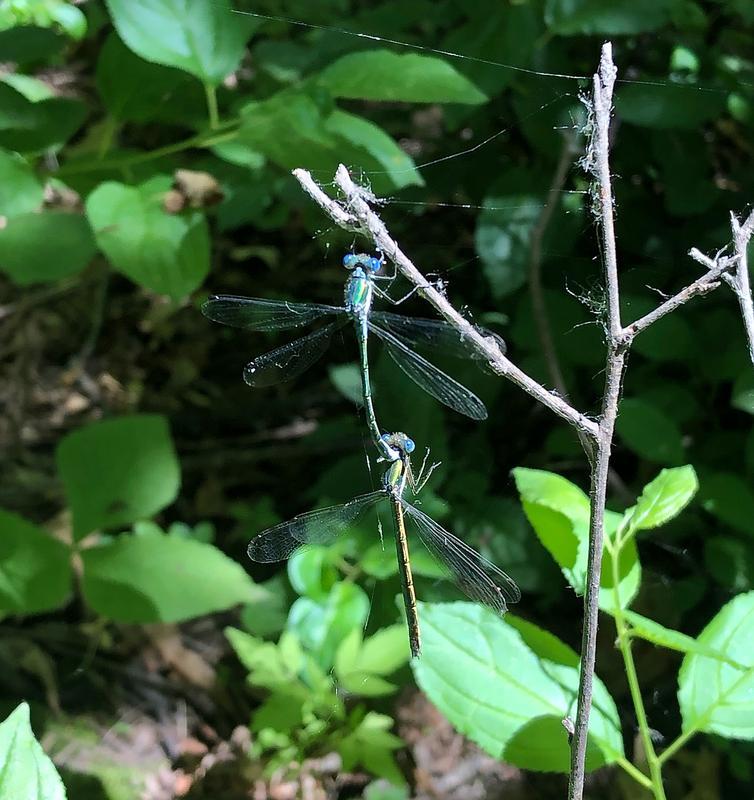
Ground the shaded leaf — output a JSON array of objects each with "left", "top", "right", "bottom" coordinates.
[
  {"left": 0, "top": 148, "right": 42, "bottom": 217},
  {"left": 616, "top": 398, "right": 684, "bottom": 464}
]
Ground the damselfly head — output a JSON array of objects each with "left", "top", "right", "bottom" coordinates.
[
  {"left": 381, "top": 431, "right": 415, "bottom": 455},
  {"left": 343, "top": 253, "right": 382, "bottom": 273}
]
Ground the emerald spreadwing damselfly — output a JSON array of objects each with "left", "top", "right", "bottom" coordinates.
[
  {"left": 247, "top": 432, "right": 520, "bottom": 658},
  {"left": 202, "top": 254, "right": 503, "bottom": 459}
]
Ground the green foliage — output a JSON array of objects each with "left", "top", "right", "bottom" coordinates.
[
  {"left": 678, "top": 592, "right": 754, "bottom": 740},
  {"left": 0, "top": 148, "right": 43, "bottom": 216},
  {"left": 81, "top": 524, "right": 261, "bottom": 622},
  {"left": 0, "top": 509, "right": 71, "bottom": 614},
  {"left": 0, "top": 0, "right": 85, "bottom": 39},
  {"left": 104, "top": 0, "right": 256, "bottom": 86},
  {"left": 85, "top": 178, "right": 211, "bottom": 299},
  {"left": 615, "top": 398, "right": 684, "bottom": 464},
  {"left": 623, "top": 465, "right": 698, "bottom": 534},
  {"left": 56, "top": 414, "right": 180, "bottom": 539},
  {"left": 412, "top": 602, "right": 623, "bottom": 772},
  {"left": 0, "top": 702, "right": 66, "bottom": 800},
  {"left": 318, "top": 50, "right": 487, "bottom": 104},
  {"left": 0, "top": 211, "right": 95, "bottom": 285}
]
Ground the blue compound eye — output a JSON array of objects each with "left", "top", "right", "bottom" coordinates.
[
  {"left": 343, "top": 254, "right": 358, "bottom": 269},
  {"left": 380, "top": 433, "right": 390, "bottom": 442},
  {"left": 404, "top": 437, "right": 415, "bottom": 453},
  {"left": 367, "top": 256, "right": 382, "bottom": 272}
]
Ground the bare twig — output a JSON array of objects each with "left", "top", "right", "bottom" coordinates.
[
  {"left": 293, "top": 167, "right": 600, "bottom": 440},
  {"left": 729, "top": 210, "right": 754, "bottom": 364},
  {"left": 567, "top": 42, "right": 622, "bottom": 800}
]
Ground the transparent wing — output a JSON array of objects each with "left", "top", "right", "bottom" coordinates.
[
  {"left": 243, "top": 323, "right": 339, "bottom": 387},
  {"left": 369, "top": 322, "right": 488, "bottom": 420},
  {"left": 370, "top": 311, "right": 507, "bottom": 359},
  {"left": 248, "top": 491, "right": 385, "bottom": 562},
  {"left": 401, "top": 500, "right": 521, "bottom": 612},
  {"left": 202, "top": 295, "right": 343, "bottom": 332}
]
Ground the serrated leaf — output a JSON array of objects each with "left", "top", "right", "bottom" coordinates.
[
  {"left": 104, "top": 0, "right": 256, "bottom": 86},
  {"left": 678, "top": 592, "right": 754, "bottom": 740},
  {"left": 318, "top": 50, "right": 486, "bottom": 104},
  {"left": 81, "top": 533, "right": 259, "bottom": 622},
  {"left": 56, "top": 414, "right": 180, "bottom": 539},
  {"left": 0, "top": 703, "right": 66, "bottom": 800},
  {"left": 86, "top": 177, "right": 210, "bottom": 299},
  {"left": 412, "top": 603, "right": 623, "bottom": 771},
  {"left": 0, "top": 509, "right": 71, "bottom": 614},
  {"left": 0, "top": 211, "right": 95, "bottom": 285},
  {"left": 624, "top": 465, "right": 699, "bottom": 534}
]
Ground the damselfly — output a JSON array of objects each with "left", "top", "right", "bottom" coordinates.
[
  {"left": 247, "top": 432, "right": 520, "bottom": 658},
  {"left": 202, "top": 254, "right": 503, "bottom": 458}
]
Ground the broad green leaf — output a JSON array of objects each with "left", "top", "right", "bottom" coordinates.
[
  {"left": 0, "top": 148, "right": 42, "bottom": 217},
  {"left": 363, "top": 780, "right": 409, "bottom": 800},
  {"left": 86, "top": 177, "right": 210, "bottom": 299},
  {"left": 0, "top": 81, "right": 86, "bottom": 151},
  {"left": 287, "top": 582, "right": 370, "bottom": 671},
  {"left": 356, "top": 625, "right": 410, "bottom": 675},
  {"left": 0, "top": 0, "right": 86, "bottom": 40},
  {"left": 104, "top": 0, "right": 256, "bottom": 86},
  {"left": 699, "top": 472, "right": 754, "bottom": 536},
  {"left": 624, "top": 466, "right": 698, "bottom": 534},
  {"left": 318, "top": 50, "right": 487, "bottom": 105},
  {"left": 240, "top": 574, "right": 288, "bottom": 638},
  {"left": 545, "top": 0, "right": 676, "bottom": 34},
  {"left": 338, "top": 712, "right": 404, "bottom": 785},
  {"left": 513, "top": 468, "right": 640, "bottom": 610},
  {"left": 0, "top": 703, "right": 66, "bottom": 800},
  {"left": 616, "top": 83, "right": 725, "bottom": 130},
  {"left": 239, "top": 92, "right": 421, "bottom": 191},
  {"left": 226, "top": 627, "right": 303, "bottom": 692},
  {"left": 95, "top": 33, "right": 193, "bottom": 122},
  {"left": 82, "top": 532, "right": 260, "bottom": 622},
  {"left": 0, "top": 509, "right": 71, "bottom": 614},
  {"left": 616, "top": 398, "right": 684, "bottom": 464},
  {"left": 625, "top": 610, "right": 745, "bottom": 666},
  {"left": 678, "top": 591, "right": 754, "bottom": 740},
  {"left": 0, "top": 212, "right": 96, "bottom": 285},
  {"left": 413, "top": 603, "right": 623, "bottom": 771},
  {"left": 56, "top": 414, "right": 180, "bottom": 539},
  {"left": 0, "top": 26, "right": 63, "bottom": 63}
]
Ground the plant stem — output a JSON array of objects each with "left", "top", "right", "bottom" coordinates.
[
  {"left": 615, "top": 756, "right": 653, "bottom": 790},
  {"left": 204, "top": 82, "right": 220, "bottom": 130},
  {"left": 611, "top": 535, "right": 667, "bottom": 799},
  {"left": 54, "top": 126, "right": 239, "bottom": 177}
]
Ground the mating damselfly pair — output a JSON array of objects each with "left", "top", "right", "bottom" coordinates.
[{"left": 203, "top": 252, "right": 519, "bottom": 657}]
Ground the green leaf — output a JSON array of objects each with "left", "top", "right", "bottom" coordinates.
[
  {"left": 413, "top": 603, "right": 623, "bottom": 771},
  {"left": 625, "top": 610, "right": 745, "bottom": 666},
  {"left": 318, "top": 50, "right": 487, "bottom": 104},
  {"left": 363, "top": 780, "right": 409, "bottom": 800},
  {"left": 0, "top": 212, "right": 96, "bottom": 285},
  {"left": 616, "top": 83, "right": 726, "bottom": 130},
  {"left": 0, "top": 148, "right": 42, "bottom": 216},
  {"left": 0, "top": 26, "right": 64, "bottom": 63},
  {"left": 356, "top": 625, "right": 410, "bottom": 675},
  {"left": 225, "top": 627, "right": 300, "bottom": 691},
  {"left": 287, "top": 582, "right": 370, "bottom": 671},
  {"left": 238, "top": 92, "right": 421, "bottom": 191},
  {"left": 287, "top": 546, "right": 335, "bottom": 601},
  {"left": 104, "top": 0, "right": 256, "bottom": 86},
  {"left": 545, "top": 0, "right": 676, "bottom": 34},
  {"left": 513, "top": 468, "right": 640, "bottom": 610},
  {"left": 0, "top": 703, "right": 66, "bottom": 800},
  {"left": 338, "top": 712, "right": 404, "bottom": 785},
  {"left": 678, "top": 591, "right": 754, "bottom": 740},
  {"left": 56, "top": 414, "right": 180, "bottom": 539},
  {"left": 0, "top": 509, "right": 71, "bottom": 614},
  {"left": 699, "top": 472, "right": 754, "bottom": 536},
  {"left": 624, "top": 465, "right": 698, "bottom": 534},
  {"left": 0, "top": 80, "right": 86, "bottom": 152},
  {"left": 81, "top": 532, "right": 260, "bottom": 622},
  {"left": 240, "top": 575, "right": 288, "bottom": 638},
  {"left": 96, "top": 33, "right": 193, "bottom": 122},
  {"left": 615, "top": 398, "right": 684, "bottom": 464},
  {"left": 85, "top": 177, "right": 210, "bottom": 299}
]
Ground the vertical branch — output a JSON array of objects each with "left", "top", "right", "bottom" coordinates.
[
  {"left": 568, "top": 43, "right": 624, "bottom": 800},
  {"left": 729, "top": 211, "right": 754, "bottom": 365}
]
